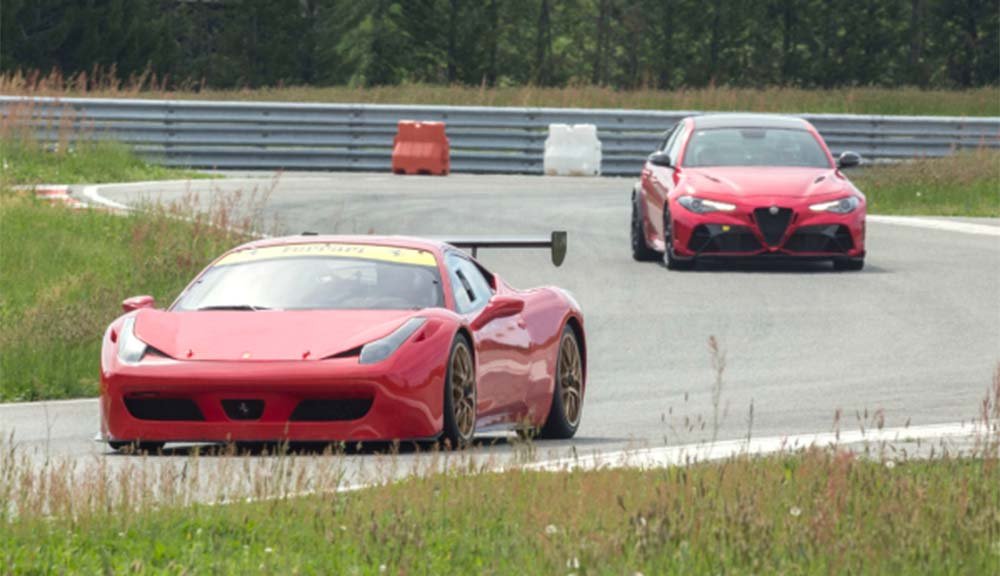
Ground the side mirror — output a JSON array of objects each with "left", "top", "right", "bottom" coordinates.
[
  {"left": 648, "top": 151, "right": 673, "bottom": 168},
  {"left": 122, "top": 295, "right": 155, "bottom": 312},
  {"left": 837, "top": 151, "right": 861, "bottom": 169},
  {"left": 470, "top": 295, "right": 524, "bottom": 330}
]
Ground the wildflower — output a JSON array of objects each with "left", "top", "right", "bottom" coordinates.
[
  {"left": 117, "top": 532, "right": 125, "bottom": 538},
  {"left": 885, "top": 460, "right": 896, "bottom": 469},
  {"left": 379, "top": 564, "right": 387, "bottom": 573},
  {"left": 545, "top": 524, "right": 559, "bottom": 535},
  {"left": 264, "top": 547, "right": 273, "bottom": 554},
  {"left": 789, "top": 506, "right": 802, "bottom": 517},
  {"left": 916, "top": 192, "right": 922, "bottom": 197},
  {"left": 566, "top": 557, "right": 580, "bottom": 569},
  {"left": 196, "top": 528, "right": 203, "bottom": 536}
]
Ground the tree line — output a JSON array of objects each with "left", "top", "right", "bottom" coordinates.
[{"left": 2, "top": 0, "right": 997, "bottom": 90}]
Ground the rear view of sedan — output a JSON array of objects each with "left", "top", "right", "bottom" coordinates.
[{"left": 630, "top": 114, "right": 866, "bottom": 270}]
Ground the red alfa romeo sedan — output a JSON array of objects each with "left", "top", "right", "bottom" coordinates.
[{"left": 630, "top": 114, "right": 866, "bottom": 271}]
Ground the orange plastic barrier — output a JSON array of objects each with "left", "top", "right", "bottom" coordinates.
[{"left": 391, "top": 121, "right": 450, "bottom": 175}]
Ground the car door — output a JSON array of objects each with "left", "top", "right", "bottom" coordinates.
[
  {"left": 642, "top": 121, "right": 687, "bottom": 241},
  {"left": 443, "top": 253, "right": 531, "bottom": 425}
]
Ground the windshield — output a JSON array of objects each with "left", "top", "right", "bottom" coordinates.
[
  {"left": 173, "top": 244, "right": 443, "bottom": 311},
  {"left": 683, "top": 128, "right": 831, "bottom": 168}
]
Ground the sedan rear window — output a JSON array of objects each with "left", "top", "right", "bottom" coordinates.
[
  {"left": 683, "top": 128, "right": 831, "bottom": 168},
  {"left": 173, "top": 257, "right": 443, "bottom": 311}
]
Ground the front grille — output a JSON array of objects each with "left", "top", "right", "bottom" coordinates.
[
  {"left": 688, "top": 225, "right": 762, "bottom": 253},
  {"left": 221, "top": 399, "right": 265, "bottom": 420},
  {"left": 290, "top": 398, "right": 373, "bottom": 422},
  {"left": 785, "top": 225, "right": 854, "bottom": 253},
  {"left": 753, "top": 207, "right": 794, "bottom": 246},
  {"left": 124, "top": 397, "right": 204, "bottom": 421}
]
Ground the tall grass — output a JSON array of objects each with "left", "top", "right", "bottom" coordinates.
[
  {"left": 0, "top": 419, "right": 996, "bottom": 573},
  {"left": 0, "top": 98, "right": 206, "bottom": 187},
  {"left": 855, "top": 149, "right": 1000, "bottom": 217},
  {"left": 0, "top": 126, "right": 274, "bottom": 401},
  {"left": 3, "top": 68, "right": 998, "bottom": 116}
]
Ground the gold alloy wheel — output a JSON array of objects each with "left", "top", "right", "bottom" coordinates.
[
  {"left": 450, "top": 341, "right": 476, "bottom": 439},
  {"left": 558, "top": 332, "right": 583, "bottom": 426}
]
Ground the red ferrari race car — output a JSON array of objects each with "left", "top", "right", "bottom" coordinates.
[
  {"left": 631, "top": 114, "right": 867, "bottom": 270},
  {"left": 98, "top": 233, "right": 585, "bottom": 452}
]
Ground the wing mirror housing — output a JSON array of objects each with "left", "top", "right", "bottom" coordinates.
[
  {"left": 837, "top": 151, "right": 861, "bottom": 169},
  {"left": 648, "top": 151, "right": 673, "bottom": 168},
  {"left": 122, "top": 295, "right": 155, "bottom": 312},
  {"left": 471, "top": 295, "right": 524, "bottom": 330}
]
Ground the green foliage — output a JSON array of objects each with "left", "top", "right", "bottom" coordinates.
[
  {"left": 2, "top": 451, "right": 998, "bottom": 573},
  {"left": 0, "top": 138, "right": 205, "bottom": 186},
  {"left": 0, "top": 139, "right": 230, "bottom": 401},
  {"left": 2, "top": 0, "right": 998, "bottom": 90},
  {"left": 854, "top": 150, "right": 1000, "bottom": 217},
  {"left": 0, "top": 192, "right": 256, "bottom": 401}
]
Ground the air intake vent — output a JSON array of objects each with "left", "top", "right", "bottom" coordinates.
[
  {"left": 290, "top": 398, "right": 373, "bottom": 422},
  {"left": 124, "top": 397, "right": 204, "bottom": 421},
  {"left": 753, "top": 207, "right": 793, "bottom": 246}
]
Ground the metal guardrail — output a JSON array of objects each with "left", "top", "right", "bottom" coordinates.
[{"left": 2, "top": 96, "right": 998, "bottom": 176}]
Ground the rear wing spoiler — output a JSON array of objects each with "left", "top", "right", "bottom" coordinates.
[{"left": 440, "top": 231, "right": 568, "bottom": 267}]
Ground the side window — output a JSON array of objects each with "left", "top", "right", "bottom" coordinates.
[
  {"left": 667, "top": 122, "right": 690, "bottom": 166},
  {"left": 657, "top": 123, "right": 678, "bottom": 152},
  {"left": 445, "top": 253, "right": 494, "bottom": 314}
]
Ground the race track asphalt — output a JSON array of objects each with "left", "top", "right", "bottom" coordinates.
[{"left": 3, "top": 172, "right": 998, "bottom": 495}]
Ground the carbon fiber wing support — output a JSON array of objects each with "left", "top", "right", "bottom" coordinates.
[{"left": 439, "top": 231, "right": 568, "bottom": 267}]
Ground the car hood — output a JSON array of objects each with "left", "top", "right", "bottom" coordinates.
[
  {"left": 133, "top": 309, "right": 418, "bottom": 361},
  {"left": 684, "top": 167, "right": 852, "bottom": 200}
]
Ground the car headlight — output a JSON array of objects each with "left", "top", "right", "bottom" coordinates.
[
  {"left": 809, "top": 196, "right": 860, "bottom": 213},
  {"left": 677, "top": 196, "right": 736, "bottom": 214},
  {"left": 117, "top": 317, "right": 149, "bottom": 364},
  {"left": 359, "top": 318, "right": 427, "bottom": 365}
]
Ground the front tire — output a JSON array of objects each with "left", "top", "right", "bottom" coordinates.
[
  {"left": 631, "top": 197, "right": 659, "bottom": 261},
  {"left": 663, "top": 209, "right": 694, "bottom": 271},
  {"left": 538, "top": 326, "right": 584, "bottom": 439},
  {"left": 442, "top": 333, "right": 477, "bottom": 449}
]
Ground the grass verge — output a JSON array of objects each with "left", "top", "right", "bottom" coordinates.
[
  {"left": 0, "top": 190, "right": 271, "bottom": 400},
  {"left": 3, "top": 71, "right": 999, "bottom": 116},
  {"left": 0, "top": 137, "right": 265, "bottom": 401},
  {"left": 855, "top": 149, "right": 1000, "bottom": 217},
  {"left": 0, "top": 138, "right": 206, "bottom": 187},
  {"left": 1, "top": 445, "right": 998, "bottom": 574}
]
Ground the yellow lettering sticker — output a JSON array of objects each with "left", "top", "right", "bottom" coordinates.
[
  {"left": 215, "top": 243, "right": 437, "bottom": 267},
  {"left": 722, "top": 225, "right": 731, "bottom": 232}
]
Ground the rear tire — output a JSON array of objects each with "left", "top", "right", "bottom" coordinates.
[
  {"left": 834, "top": 257, "right": 865, "bottom": 271},
  {"left": 538, "top": 326, "right": 584, "bottom": 439},
  {"left": 663, "top": 209, "right": 695, "bottom": 271},
  {"left": 442, "top": 333, "right": 477, "bottom": 449},
  {"left": 631, "top": 197, "right": 659, "bottom": 262}
]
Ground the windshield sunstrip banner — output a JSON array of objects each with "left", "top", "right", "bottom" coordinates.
[{"left": 216, "top": 243, "right": 437, "bottom": 268}]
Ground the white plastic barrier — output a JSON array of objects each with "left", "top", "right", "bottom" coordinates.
[{"left": 543, "top": 124, "right": 602, "bottom": 176}]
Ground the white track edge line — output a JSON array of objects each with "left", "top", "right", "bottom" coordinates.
[
  {"left": 868, "top": 215, "right": 1000, "bottom": 237},
  {"left": 80, "top": 185, "right": 131, "bottom": 211},
  {"left": 525, "top": 421, "right": 987, "bottom": 471}
]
